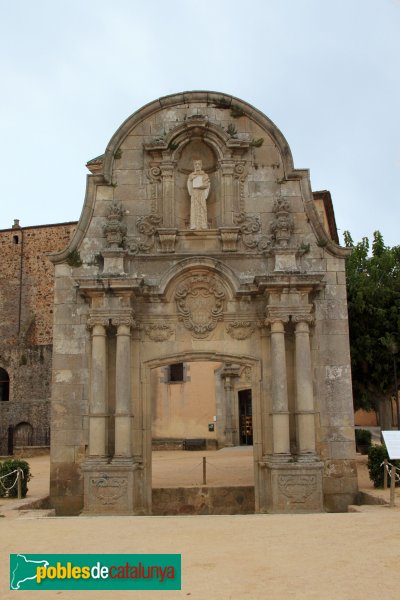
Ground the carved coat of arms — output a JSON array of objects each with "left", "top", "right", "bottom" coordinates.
[{"left": 175, "top": 274, "right": 225, "bottom": 338}]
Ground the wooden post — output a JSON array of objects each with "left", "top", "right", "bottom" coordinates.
[
  {"left": 202, "top": 457, "right": 206, "bottom": 485},
  {"left": 17, "top": 468, "right": 22, "bottom": 500},
  {"left": 384, "top": 458, "right": 388, "bottom": 489},
  {"left": 390, "top": 465, "right": 396, "bottom": 508}
]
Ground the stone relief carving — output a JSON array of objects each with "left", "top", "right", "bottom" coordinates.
[
  {"left": 270, "top": 196, "right": 294, "bottom": 248},
  {"left": 103, "top": 201, "right": 127, "bottom": 249},
  {"left": 145, "top": 324, "right": 174, "bottom": 342},
  {"left": 146, "top": 165, "right": 162, "bottom": 214},
  {"left": 278, "top": 474, "right": 317, "bottom": 503},
  {"left": 233, "top": 211, "right": 272, "bottom": 254},
  {"left": 130, "top": 214, "right": 162, "bottom": 254},
  {"left": 226, "top": 321, "right": 255, "bottom": 340},
  {"left": 233, "top": 161, "right": 247, "bottom": 214},
  {"left": 111, "top": 315, "right": 137, "bottom": 329},
  {"left": 86, "top": 316, "right": 110, "bottom": 330},
  {"left": 240, "top": 365, "right": 252, "bottom": 382},
  {"left": 175, "top": 274, "right": 225, "bottom": 338},
  {"left": 90, "top": 476, "right": 127, "bottom": 506}
]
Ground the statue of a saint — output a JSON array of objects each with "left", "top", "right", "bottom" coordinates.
[{"left": 187, "top": 160, "right": 210, "bottom": 230}]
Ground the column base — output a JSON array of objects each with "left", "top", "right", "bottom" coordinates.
[
  {"left": 81, "top": 459, "right": 141, "bottom": 515},
  {"left": 260, "top": 459, "right": 324, "bottom": 513}
]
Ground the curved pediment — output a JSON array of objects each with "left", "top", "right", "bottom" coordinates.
[{"left": 49, "top": 90, "right": 347, "bottom": 266}]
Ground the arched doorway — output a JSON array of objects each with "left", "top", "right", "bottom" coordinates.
[
  {"left": 144, "top": 352, "right": 262, "bottom": 514},
  {"left": 14, "top": 422, "right": 33, "bottom": 447}
]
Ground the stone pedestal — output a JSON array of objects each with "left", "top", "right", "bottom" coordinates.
[
  {"left": 81, "top": 460, "right": 140, "bottom": 515},
  {"left": 262, "top": 461, "right": 324, "bottom": 513},
  {"left": 102, "top": 249, "right": 126, "bottom": 274}
]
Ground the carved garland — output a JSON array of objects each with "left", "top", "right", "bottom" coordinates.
[
  {"left": 226, "top": 321, "right": 255, "bottom": 340},
  {"left": 175, "top": 274, "right": 225, "bottom": 338},
  {"left": 90, "top": 476, "right": 127, "bottom": 506},
  {"left": 278, "top": 474, "right": 317, "bottom": 503},
  {"left": 145, "top": 324, "right": 174, "bottom": 342}
]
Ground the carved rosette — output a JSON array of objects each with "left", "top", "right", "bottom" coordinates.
[
  {"left": 278, "top": 474, "right": 317, "bottom": 503},
  {"left": 175, "top": 274, "right": 225, "bottom": 338},
  {"left": 226, "top": 321, "right": 255, "bottom": 340},
  {"left": 145, "top": 324, "right": 174, "bottom": 342},
  {"left": 90, "top": 476, "right": 127, "bottom": 506},
  {"left": 103, "top": 201, "right": 127, "bottom": 249}
]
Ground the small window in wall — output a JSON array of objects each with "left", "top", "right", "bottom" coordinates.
[
  {"left": 13, "top": 235, "right": 19, "bottom": 244},
  {"left": 0, "top": 368, "right": 10, "bottom": 401},
  {"left": 168, "top": 363, "right": 184, "bottom": 383}
]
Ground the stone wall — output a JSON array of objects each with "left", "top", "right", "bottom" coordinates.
[
  {"left": 0, "top": 221, "right": 77, "bottom": 455},
  {"left": 152, "top": 485, "right": 255, "bottom": 515}
]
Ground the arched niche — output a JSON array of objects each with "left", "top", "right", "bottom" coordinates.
[
  {"left": 144, "top": 117, "right": 250, "bottom": 230},
  {"left": 175, "top": 139, "right": 218, "bottom": 228}
]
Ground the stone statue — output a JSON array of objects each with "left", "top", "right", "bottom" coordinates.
[{"left": 187, "top": 160, "right": 210, "bottom": 230}]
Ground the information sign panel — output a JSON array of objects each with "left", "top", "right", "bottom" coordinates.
[{"left": 382, "top": 431, "right": 400, "bottom": 459}]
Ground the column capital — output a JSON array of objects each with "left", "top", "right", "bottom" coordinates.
[
  {"left": 293, "top": 314, "right": 314, "bottom": 327},
  {"left": 87, "top": 316, "right": 109, "bottom": 331},
  {"left": 264, "top": 315, "right": 289, "bottom": 329},
  {"left": 112, "top": 315, "right": 137, "bottom": 329}
]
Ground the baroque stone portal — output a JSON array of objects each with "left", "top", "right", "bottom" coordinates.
[{"left": 48, "top": 91, "right": 358, "bottom": 517}]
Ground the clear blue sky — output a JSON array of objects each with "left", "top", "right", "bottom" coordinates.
[{"left": 1, "top": 0, "right": 399, "bottom": 247}]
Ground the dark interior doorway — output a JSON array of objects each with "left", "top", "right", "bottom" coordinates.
[{"left": 239, "top": 389, "right": 253, "bottom": 445}]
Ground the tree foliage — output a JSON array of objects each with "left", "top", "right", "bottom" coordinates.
[{"left": 344, "top": 230, "right": 400, "bottom": 413}]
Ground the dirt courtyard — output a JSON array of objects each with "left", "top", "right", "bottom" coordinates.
[{"left": 1, "top": 450, "right": 400, "bottom": 599}]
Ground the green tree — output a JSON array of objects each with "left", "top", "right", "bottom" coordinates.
[{"left": 344, "top": 230, "right": 400, "bottom": 429}]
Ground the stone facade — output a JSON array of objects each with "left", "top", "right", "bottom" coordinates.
[
  {"left": 46, "top": 91, "right": 358, "bottom": 515},
  {"left": 0, "top": 221, "right": 76, "bottom": 455}
]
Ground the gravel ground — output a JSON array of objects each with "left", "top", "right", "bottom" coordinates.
[{"left": 1, "top": 451, "right": 400, "bottom": 600}]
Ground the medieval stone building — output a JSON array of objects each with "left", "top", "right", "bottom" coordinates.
[
  {"left": 47, "top": 91, "right": 357, "bottom": 516},
  {"left": 0, "top": 220, "right": 76, "bottom": 455}
]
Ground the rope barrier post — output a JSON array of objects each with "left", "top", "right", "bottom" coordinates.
[
  {"left": 390, "top": 464, "right": 396, "bottom": 508},
  {"left": 17, "top": 468, "right": 22, "bottom": 500},
  {"left": 384, "top": 458, "right": 388, "bottom": 490},
  {"left": 202, "top": 456, "right": 206, "bottom": 485}
]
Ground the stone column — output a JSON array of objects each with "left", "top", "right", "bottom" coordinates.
[
  {"left": 87, "top": 319, "right": 108, "bottom": 459},
  {"left": 294, "top": 316, "right": 317, "bottom": 459},
  {"left": 221, "top": 364, "right": 239, "bottom": 447},
  {"left": 113, "top": 317, "right": 134, "bottom": 460},
  {"left": 266, "top": 317, "right": 290, "bottom": 459}
]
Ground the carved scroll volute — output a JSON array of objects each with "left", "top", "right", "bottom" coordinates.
[{"left": 175, "top": 274, "right": 225, "bottom": 338}]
